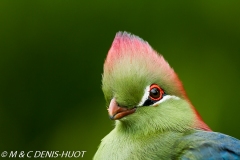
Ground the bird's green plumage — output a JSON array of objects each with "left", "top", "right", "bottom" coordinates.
[
  {"left": 102, "top": 32, "right": 186, "bottom": 107},
  {"left": 94, "top": 32, "right": 220, "bottom": 160},
  {"left": 94, "top": 99, "right": 196, "bottom": 159},
  {"left": 95, "top": 127, "right": 194, "bottom": 160}
]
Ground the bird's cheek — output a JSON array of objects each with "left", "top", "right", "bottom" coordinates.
[{"left": 153, "top": 103, "right": 160, "bottom": 107}]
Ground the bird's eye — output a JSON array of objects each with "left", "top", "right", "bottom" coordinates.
[{"left": 149, "top": 84, "right": 164, "bottom": 101}]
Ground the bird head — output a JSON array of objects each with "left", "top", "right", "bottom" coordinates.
[{"left": 102, "top": 32, "right": 210, "bottom": 134}]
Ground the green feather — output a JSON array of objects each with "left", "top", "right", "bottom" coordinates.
[
  {"left": 94, "top": 32, "right": 210, "bottom": 160},
  {"left": 94, "top": 97, "right": 196, "bottom": 159}
]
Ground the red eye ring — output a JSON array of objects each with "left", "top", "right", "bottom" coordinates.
[{"left": 149, "top": 84, "right": 164, "bottom": 101}]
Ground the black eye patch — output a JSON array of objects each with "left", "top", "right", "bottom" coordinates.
[{"left": 142, "top": 93, "right": 167, "bottom": 106}]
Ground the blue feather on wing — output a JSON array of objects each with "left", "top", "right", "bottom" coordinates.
[{"left": 173, "top": 130, "right": 240, "bottom": 160}]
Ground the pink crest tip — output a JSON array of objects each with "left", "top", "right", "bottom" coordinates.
[{"left": 105, "top": 31, "right": 155, "bottom": 67}]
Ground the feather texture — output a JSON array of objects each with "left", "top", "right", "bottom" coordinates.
[
  {"left": 173, "top": 130, "right": 240, "bottom": 159},
  {"left": 94, "top": 32, "right": 240, "bottom": 160}
]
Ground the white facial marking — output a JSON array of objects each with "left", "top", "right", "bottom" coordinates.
[
  {"left": 153, "top": 95, "right": 180, "bottom": 106},
  {"left": 137, "top": 86, "right": 150, "bottom": 106},
  {"left": 138, "top": 85, "right": 180, "bottom": 107}
]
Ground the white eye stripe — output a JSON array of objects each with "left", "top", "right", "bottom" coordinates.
[
  {"left": 152, "top": 95, "right": 180, "bottom": 106},
  {"left": 137, "top": 86, "right": 150, "bottom": 106},
  {"left": 137, "top": 85, "right": 180, "bottom": 107}
]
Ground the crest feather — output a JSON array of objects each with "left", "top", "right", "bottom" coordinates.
[
  {"left": 103, "top": 31, "right": 187, "bottom": 99},
  {"left": 103, "top": 32, "right": 210, "bottom": 130},
  {"left": 105, "top": 31, "right": 156, "bottom": 68},
  {"left": 102, "top": 31, "right": 210, "bottom": 131}
]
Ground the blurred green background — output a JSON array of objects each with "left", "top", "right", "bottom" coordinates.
[{"left": 0, "top": 1, "right": 239, "bottom": 159}]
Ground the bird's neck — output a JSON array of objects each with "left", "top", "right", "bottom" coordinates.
[
  {"left": 114, "top": 98, "right": 211, "bottom": 136},
  {"left": 114, "top": 120, "right": 168, "bottom": 137}
]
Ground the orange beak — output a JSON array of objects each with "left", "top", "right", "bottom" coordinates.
[{"left": 108, "top": 98, "right": 136, "bottom": 120}]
